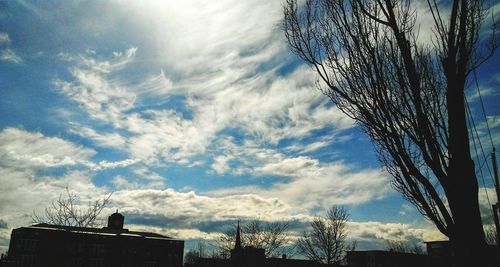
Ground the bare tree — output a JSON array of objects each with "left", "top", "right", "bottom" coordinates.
[
  {"left": 216, "top": 225, "right": 237, "bottom": 259},
  {"left": 385, "top": 239, "right": 425, "bottom": 255},
  {"left": 32, "top": 187, "right": 112, "bottom": 228},
  {"left": 184, "top": 241, "right": 207, "bottom": 264},
  {"left": 216, "top": 219, "right": 292, "bottom": 258},
  {"left": 283, "top": 0, "right": 498, "bottom": 265},
  {"left": 297, "top": 206, "right": 353, "bottom": 264},
  {"left": 184, "top": 250, "right": 200, "bottom": 265}
]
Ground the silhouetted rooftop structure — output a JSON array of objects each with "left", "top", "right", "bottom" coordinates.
[
  {"left": 3, "top": 212, "right": 184, "bottom": 267},
  {"left": 425, "top": 240, "right": 455, "bottom": 267}
]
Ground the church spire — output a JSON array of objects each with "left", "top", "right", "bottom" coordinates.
[{"left": 235, "top": 220, "right": 242, "bottom": 250}]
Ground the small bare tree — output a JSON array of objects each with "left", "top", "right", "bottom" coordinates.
[
  {"left": 31, "top": 187, "right": 112, "bottom": 228},
  {"left": 216, "top": 225, "right": 237, "bottom": 258},
  {"left": 184, "top": 241, "right": 207, "bottom": 264},
  {"left": 244, "top": 220, "right": 292, "bottom": 257},
  {"left": 184, "top": 250, "right": 200, "bottom": 265},
  {"left": 216, "top": 219, "right": 292, "bottom": 258},
  {"left": 297, "top": 206, "right": 354, "bottom": 264},
  {"left": 385, "top": 239, "right": 425, "bottom": 254}
]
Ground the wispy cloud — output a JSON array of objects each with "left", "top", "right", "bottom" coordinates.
[
  {"left": 205, "top": 139, "right": 390, "bottom": 209},
  {"left": 0, "top": 48, "right": 22, "bottom": 64},
  {"left": 91, "top": 159, "right": 139, "bottom": 171},
  {"left": 0, "top": 32, "right": 22, "bottom": 64},
  {"left": 54, "top": 45, "right": 353, "bottom": 168},
  {"left": 69, "top": 125, "right": 128, "bottom": 150},
  {"left": 54, "top": 48, "right": 138, "bottom": 123},
  {"left": 0, "top": 127, "right": 95, "bottom": 168}
]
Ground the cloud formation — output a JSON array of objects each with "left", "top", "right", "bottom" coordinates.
[
  {"left": 0, "top": 32, "right": 22, "bottom": 64},
  {"left": 0, "top": 127, "right": 95, "bottom": 168},
  {"left": 5, "top": 0, "right": 497, "bottom": 255}
]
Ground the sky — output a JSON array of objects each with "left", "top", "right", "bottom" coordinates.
[{"left": 0, "top": 0, "right": 499, "bottom": 255}]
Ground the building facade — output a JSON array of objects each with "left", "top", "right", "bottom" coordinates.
[{"left": 4, "top": 212, "right": 184, "bottom": 267}]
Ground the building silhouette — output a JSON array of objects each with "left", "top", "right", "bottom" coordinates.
[
  {"left": 425, "top": 240, "right": 499, "bottom": 267},
  {"left": 425, "top": 240, "right": 455, "bottom": 267},
  {"left": 3, "top": 211, "right": 184, "bottom": 267}
]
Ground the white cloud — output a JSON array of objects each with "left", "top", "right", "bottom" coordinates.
[
  {"left": 211, "top": 155, "right": 233, "bottom": 175},
  {"left": 136, "top": 69, "right": 175, "bottom": 97},
  {"left": 0, "top": 164, "right": 435, "bottom": 252},
  {"left": 0, "top": 127, "right": 136, "bottom": 172},
  {"left": 15, "top": 0, "right": 388, "bottom": 224},
  {"left": 0, "top": 32, "right": 10, "bottom": 43},
  {"left": 348, "top": 221, "right": 446, "bottom": 249},
  {"left": 0, "top": 127, "right": 95, "bottom": 168},
  {"left": 112, "top": 175, "right": 130, "bottom": 188},
  {"left": 93, "top": 159, "right": 139, "bottom": 171},
  {"left": 69, "top": 125, "right": 127, "bottom": 150},
  {"left": 0, "top": 32, "right": 21, "bottom": 64},
  {"left": 399, "top": 203, "right": 415, "bottom": 216},
  {"left": 261, "top": 164, "right": 390, "bottom": 209},
  {"left": 202, "top": 137, "right": 391, "bottom": 209},
  {"left": 123, "top": 110, "right": 214, "bottom": 165},
  {"left": 51, "top": 0, "right": 354, "bottom": 167},
  {"left": 286, "top": 137, "right": 335, "bottom": 154},
  {"left": 111, "top": 188, "right": 294, "bottom": 224},
  {"left": 111, "top": 173, "right": 164, "bottom": 190},
  {"left": 0, "top": 48, "right": 22, "bottom": 64},
  {"left": 208, "top": 153, "right": 390, "bottom": 209},
  {"left": 54, "top": 48, "right": 138, "bottom": 123},
  {"left": 256, "top": 156, "right": 319, "bottom": 177},
  {"left": 467, "top": 86, "right": 497, "bottom": 102},
  {"left": 103, "top": 0, "right": 283, "bottom": 75},
  {"left": 112, "top": 197, "right": 444, "bottom": 249},
  {"left": 0, "top": 167, "right": 106, "bottom": 228}
]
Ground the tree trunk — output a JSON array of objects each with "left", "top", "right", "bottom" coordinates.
[
  {"left": 447, "top": 162, "right": 487, "bottom": 266},
  {"left": 446, "top": 69, "right": 487, "bottom": 266}
]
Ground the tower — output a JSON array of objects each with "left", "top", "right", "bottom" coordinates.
[
  {"left": 230, "top": 220, "right": 244, "bottom": 261},
  {"left": 107, "top": 210, "right": 124, "bottom": 230},
  {"left": 235, "top": 220, "right": 242, "bottom": 250}
]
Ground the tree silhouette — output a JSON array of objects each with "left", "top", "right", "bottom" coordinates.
[
  {"left": 385, "top": 239, "right": 424, "bottom": 255},
  {"left": 296, "top": 206, "right": 353, "bottom": 264},
  {"left": 31, "top": 187, "right": 112, "bottom": 228},
  {"left": 216, "top": 219, "right": 291, "bottom": 258},
  {"left": 184, "top": 241, "right": 207, "bottom": 264},
  {"left": 283, "top": 0, "right": 498, "bottom": 265}
]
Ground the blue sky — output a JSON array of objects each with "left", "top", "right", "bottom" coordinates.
[{"left": 0, "top": 0, "right": 499, "bottom": 254}]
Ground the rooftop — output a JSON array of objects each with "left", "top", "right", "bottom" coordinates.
[{"left": 18, "top": 223, "right": 180, "bottom": 241}]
